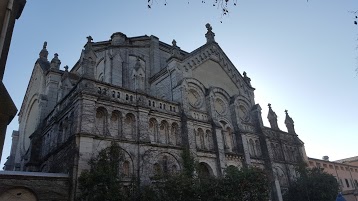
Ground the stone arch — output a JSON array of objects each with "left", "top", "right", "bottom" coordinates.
[
  {"left": 185, "top": 78, "right": 207, "bottom": 96},
  {"left": 151, "top": 152, "right": 181, "bottom": 177},
  {"left": 124, "top": 113, "right": 136, "bottom": 139},
  {"left": 159, "top": 120, "right": 169, "bottom": 144},
  {"left": 110, "top": 110, "right": 122, "bottom": 137},
  {"left": 273, "top": 166, "right": 289, "bottom": 187},
  {"left": 198, "top": 162, "right": 214, "bottom": 177},
  {"left": 23, "top": 94, "right": 40, "bottom": 154},
  {"left": 149, "top": 118, "right": 159, "bottom": 143},
  {"left": 211, "top": 87, "right": 231, "bottom": 102},
  {"left": 233, "top": 96, "right": 252, "bottom": 124},
  {"left": 0, "top": 187, "right": 38, "bottom": 201},
  {"left": 184, "top": 78, "right": 207, "bottom": 111},
  {"left": 95, "top": 107, "right": 108, "bottom": 135},
  {"left": 170, "top": 122, "right": 180, "bottom": 145},
  {"left": 118, "top": 147, "right": 135, "bottom": 178}
]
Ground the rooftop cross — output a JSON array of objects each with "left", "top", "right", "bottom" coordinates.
[{"left": 87, "top": 36, "right": 93, "bottom": 43}]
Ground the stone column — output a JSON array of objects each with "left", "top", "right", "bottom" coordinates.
[
  {"left": 137, "top": 107, "right": 150, "bottom": 142},
  {"left": 79, "top": 94, "right": 97, "bottom": 134},
  {"left": 214, "top": 127, "right": 226, "bottom": 176}
]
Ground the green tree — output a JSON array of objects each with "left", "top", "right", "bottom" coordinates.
[
  {"left": 77, "top": 141, "right": 128, "bottom": 201},
  {"left": 284, "top": 166, "right": 339, "bottom": 201},
  {"left": 142, "top": 148, "right": 270, "bottom": 201}
]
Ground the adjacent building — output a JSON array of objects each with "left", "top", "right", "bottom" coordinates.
[
  {"left": 3, "top": 24, "right": 307, "bottom": 201},
  {"left": 0, "top": 0, "right": 26, "bottom": 162},
  {"left": 308, "top": 156, "right": 358, "bottom": 201}
]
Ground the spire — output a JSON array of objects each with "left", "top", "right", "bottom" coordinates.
[
  {"left": 267, "top": 103, "right": 279, "bottom": 130},
  {"left": 50, "top": 53, "right": 61, "bottom": 70},
  {"left": 81, "top": 35, "right": 97, "bottom": 79},
  {"left": 39, "top": 41, "right": 48, "bottom": 60},
  {"left": 284, "top": 110, "right": 295, "bottom": 134},
  {"left": 205, "top": 23, "right": 215, "bottom": 43},
  {"left": 171, "top": 39, "right": 181, "bottom": 59},
  {"left": 84, "top": 36, "right": 93, "bottom": 53}
]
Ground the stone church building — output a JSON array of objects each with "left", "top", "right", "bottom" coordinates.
[{"left": 3, "top": 24, "right": 307, "bottom": 201}]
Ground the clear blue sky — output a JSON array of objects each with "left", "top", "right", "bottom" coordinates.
[{"left": 1, "top": 1, "right": 357, "bottom": 167}]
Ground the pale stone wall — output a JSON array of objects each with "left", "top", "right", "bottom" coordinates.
[{"left": 308, "top": 158, "right": 358, "bottom": 193}]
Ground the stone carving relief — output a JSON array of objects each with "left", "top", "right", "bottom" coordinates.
[
  {"left": 188, "top": 89, "right": 203, "bottom": 109},
  {"left": 214, "top": 98, "right": 227, "bottom": 115}
]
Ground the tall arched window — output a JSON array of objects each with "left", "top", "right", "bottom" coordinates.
[
  {"left": 159, "top": 120, "right": 169, "bottom": 144},
  {"left": 96, "top": 107, "right": 108, "bottom": 135},
  {"left": 255, "top": 140, "right": 261, "bottom": 157},
  {"left": 248, "top": 139, "right": 256, "bottom": 157},
  {"left": 149, "top": 118, "right": 159, "bottom": 143},
  {"left": 171, "top": 123, "right": 180, "bottom": 145},
  {"left": 124, "top": 113, "right": 136, "bottom": 139},
  {"left": 111, "top": 110, "right": 122, "bottom": 137},
  {"left": 123, "top": 161, "right": 130, "bottom": 177},
  {"left": 198, "top": 162, "right": 213, "bottom": 177},
  {"left": 225, "top": 127, "right": 234, "bottom": 152}
]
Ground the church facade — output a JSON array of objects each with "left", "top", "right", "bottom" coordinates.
[{"left": 4, "top": 24, "right": 307, "bottom": 200}]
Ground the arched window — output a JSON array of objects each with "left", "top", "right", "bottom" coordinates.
[
  {"left": 198, "top": 162, "right": 212, "bottom": 177},
  {"left": 170, "top": 123, "right": 180, "bottom": 145},
  {"left": 124, "top": 113, "right": 136, "bottom": 139},
  {"left": 96, "top": 107, "right": 108, "bottom": 135},
  {"left": 149, "top": 118, "right": 158, "bottom": 143},
  {"left": 255, "top": 140, "right": 261, "bottom": 157},
  {"left": 248, "top": 139, "right": 256, "bottom": 157},
  {"left": 123, "top": 161, "right": 130, "bottom": 177},
  {"left": 111, "top": 111, "right": 122, "bottom": 137},
  {"left": 159, "top": 120, "right": 169, "bottom": 144},
  {"left": 225, "top": 127, "right": 234, "bottom": 152}
]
